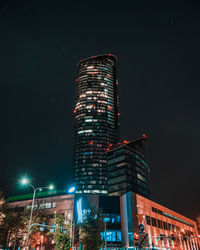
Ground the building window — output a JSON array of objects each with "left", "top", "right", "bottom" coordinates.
[
  {"left": 163, "top": 221, "right": 168, "bottom": 230},
  {"left": 146, "top": 215, "right": 151, "bottom": 225},
  {"left": 151, "top": 217, "right": 157, "bottom": 227},
  {"left": 168, "top": 223, "right": 172, "bottom": 232},
  {"left": 101, "top": 230, "right": 121, "bottom": 242},
  {"left": 172, "top": 224, "right": 176, "bottom": 232},
  {"left": 103, "top": 217, "right": 110, "bottom": 223},
  {"left": 157, "top": 219, "right": 163, "bottom": 229}
]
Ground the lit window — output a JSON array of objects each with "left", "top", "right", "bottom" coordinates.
[{"left": 78, "top": 129, "right": 93, "bottom": 134}]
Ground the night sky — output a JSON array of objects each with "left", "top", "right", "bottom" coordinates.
[{"left": 0, "top": 0, "right": 199, "bottom": 220}]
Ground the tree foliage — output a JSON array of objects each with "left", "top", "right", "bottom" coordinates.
[
  {"left": 20, "top": 201, "right": 52, "bottom": 248},
  {"left": 48, "top": 213, "right": 70, "bottom": 250},
  {"left": 0, "top": 198, "right": 70, "bottom": 249},
  {"left": 0, "top": 204, "right": 23, "bottom": 248},
  {"left": 80, "top": 208, "right": 103, "bottom": 250},
  {"left": 0, "top": 191, "right": 5, "bottom": 224}
]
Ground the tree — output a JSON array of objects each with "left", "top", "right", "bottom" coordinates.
[
  {"left": 20, "top": 201, "right": 52, "bottom": 248},
  {"left": 48, "top": 213, "right": 70, "bottom": 250},
  {"left": 0, "top": 206, "right": 23, "bottom": 248},
  {"left": 0, "top": 192, "right": 7, "bottom": 247},
  {"left": 0, "top": 191, "right": 5, "bottom": 224},
  {"left": 80, "top": 208, "right": 103, "bottom": 250},
  {"left": 0, "top": 192, "right": 23, "bottom": 248}
]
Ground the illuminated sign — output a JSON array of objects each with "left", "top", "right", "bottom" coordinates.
[{"left": 77, "top": 197, "right": 83, "bottom": 223}]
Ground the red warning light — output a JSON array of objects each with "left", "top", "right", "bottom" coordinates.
[
  {"left": 108, "top": 106, "right": 112, "bottom": 110},
  {"left": 123, "top": 140, "right": 128, "bottom": 144},
  {"left": 89, "top": 141, "right": 93, "bottom": 145},
  {"left": 109, "top": 144, "right": 113, "bottom": 147},
  {"left": 106, "top": 148, "right": 110, "bottom": 151},
  {"left": 118, "top": 113, "right": 120, "bottom": 116},
  {"left": 73, "top": 109, "right": 77, "bottom": 114},
  {"left": 142, "top": 133, "right": 147, "bottom": 138}
]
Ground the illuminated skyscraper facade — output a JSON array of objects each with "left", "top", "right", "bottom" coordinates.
[{"left": 73, "top": 54, "right": 119, "bottom": 194}]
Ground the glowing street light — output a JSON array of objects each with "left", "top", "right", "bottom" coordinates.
[
  {"left": 21, "top": 177, "right": 29, "bottom": 185},
  {"left": 20, "top": 176, "right": 55, "bottom": 249},
  {"left": 49, "top": 184, "right": 54, "bottom": 190},
  {"left": 68, "top": 186, "right": 76, "bottom": 193}
]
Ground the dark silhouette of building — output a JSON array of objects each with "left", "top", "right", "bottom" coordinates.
[
  {"left": 73, "top": 54, "right": 119, "bottom": 194},
  {"left": 107, "top": 135, "right": 150, "bottom": 198}
]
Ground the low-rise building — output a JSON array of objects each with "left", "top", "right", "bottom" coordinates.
[
  {"left": 121, "top": 192, "right": 200, "bottom": 249},
  {"left": 3, "top": 190, "right": 74, "bottom": 249},
  {"left": 2, "top": 190, "right": 199, "bottom": 249},
  {"left": 197, "top": 215, "right": 200, "bottom": 234},
  {"left": 7, "top": 190, "right": 74, "bottom": 219}
]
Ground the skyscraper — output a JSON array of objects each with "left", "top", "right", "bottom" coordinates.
[{"left": 73, "top": 54, "right": 120, "bottom": 194}]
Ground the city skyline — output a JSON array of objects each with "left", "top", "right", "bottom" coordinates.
[{"left": 0, "top": 0, "right": 199, "bottom": 221}]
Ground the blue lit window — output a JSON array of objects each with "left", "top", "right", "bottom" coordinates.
[
  {"left": 117, "top": 215, "right": 120, "bottom": 222},
  {"left": 103, "top": 217, "right": 110, "bottom": 223},
  {"left": 84, "top": 152, "right": 93, "bottom": 155},
  {"left": 101, "top": 230, "right": 121, "bottom": 242}
]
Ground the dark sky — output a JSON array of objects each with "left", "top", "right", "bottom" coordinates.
[{"left": 0, "top": 0, "right": 199, "bottom": 220}]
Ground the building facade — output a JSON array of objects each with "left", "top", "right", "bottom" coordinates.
[
  {"left": 2, "top": 191, "right": 200, "bottom": 249},
  {"left": 107, "top": 136, "right": 150, "bottom": 198},
  {"left": 74, "top": 194, "right": 122, "bottom": 249},
  {"left": 197, "top": 215, "right": 200, "bottom": 234},
  {"left": 73, "top": 54, "right": 120, "bottom": 194},
  {"left": 120, "top": 192, "right": 200, "bottom": 249},
  {"left": 2, "top": 191, "right": 74, "bottom": 249}
]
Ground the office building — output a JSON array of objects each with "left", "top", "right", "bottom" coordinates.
[
  {"left": 121, "top": 192, "right": 200, "bottom": 249},
  {"left": 197, "top": 215, "right": 200, "bottom": 234},
  {"left": 74, "top": 192, "right": 200, "bottom": 249},
  {"left": 73, "top": 54, "right": 120, "bottom": 194},
  {"left": 107, "top": 135, "right": 150, "bottom": 198}
]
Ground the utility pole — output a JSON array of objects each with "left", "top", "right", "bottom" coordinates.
[
  {"left": 72, "top": 222, "right": 75, "bottom": 250},
  {"left": 68, "top": 213, "right": 72, "bottom": 249},
  {"left": 104, "top": 221, "right": 107, "bottom": 250}
]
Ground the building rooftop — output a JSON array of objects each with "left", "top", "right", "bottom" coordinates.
[
  {"left": 77, "top": 53, "right": 117, "bottom": 66},
  {"left": 7, "top": 189, "right": 67, "bottom": 202}
]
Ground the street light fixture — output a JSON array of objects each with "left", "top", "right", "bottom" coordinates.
[
  {"left": 21, "top": 178, "right": 29, "bottom": 185},
  {"left": 49, "top": 184, "right": 54, "bottom": 190},
  {"left": 20, "top": 177, "right": 55, "bottom": 249},
  {"left": 68, "top": 186, "right": 76, "bottom": 193}
]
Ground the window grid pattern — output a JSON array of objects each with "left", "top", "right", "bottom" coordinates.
[{"left": 73, "top": 55, "right": 119, "bottom": 194}]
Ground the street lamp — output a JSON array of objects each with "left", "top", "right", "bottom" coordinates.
[
  {"left": 68, "top": 186, "right": 76, "bottom": 194},
  {"left": 20, "top": 177, "right": 54, "bottom": 249}
]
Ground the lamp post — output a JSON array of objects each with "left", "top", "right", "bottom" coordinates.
[
  {"left": 104, "top": 220, "right": 107, "bottom": 250},
  {"left": 67, "top": 186, "right": 75, "bottom": 250},
  {"left": 20, "top": 178, "right": 54, "bottom": 250}
]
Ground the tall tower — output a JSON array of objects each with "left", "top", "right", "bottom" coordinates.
[{"left": 73, "top": 54, "right": 119, "bottom": 194}]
